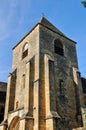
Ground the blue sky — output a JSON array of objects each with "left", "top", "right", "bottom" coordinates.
[{"left": 0, "top": 0, "right": 86, "bottom": 82}]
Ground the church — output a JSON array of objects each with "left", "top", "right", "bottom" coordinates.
[{"left": 0, "top": 17, "right": 85, "bottom": 130}]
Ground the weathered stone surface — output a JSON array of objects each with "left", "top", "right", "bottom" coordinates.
[{"left": 0, "top": 17, "right": 85, "bottom": 130}]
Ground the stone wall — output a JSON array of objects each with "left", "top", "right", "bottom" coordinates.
[
  {"left": 81, "top": 77, "right": 86, "bottom": 106},
  {"left": 0, "top": 82, "right": 7, "bottom": 123},
  {"left": 0, "top": 17, "right": 84, "bottom": 130},
  {"left": 39, "top": 24, "right": 83, "bottom": 129}
]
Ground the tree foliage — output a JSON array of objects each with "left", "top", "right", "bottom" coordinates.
[{"left": 81, "top": 1, "right": 86, "bottom": 8}]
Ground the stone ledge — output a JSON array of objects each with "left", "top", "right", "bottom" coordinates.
[
  {"left": 8, "top": 107, "right": 24, "bottom": 114},
  {"left": 45, "top": 111, "right": 60, "bottom": 120},
  {"left": 73, "top": 127, "right": 86, "bottom": 130},
  {"left": 0, "top": 120, "right": 8, "bottom": 126},
  {"left": 20, "top": 116, "right": 34, "bottom": 120}
]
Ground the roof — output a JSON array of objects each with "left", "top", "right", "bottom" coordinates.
[
  {"left": 13, "top": 17, "right": 76, "bottom": 49},
  {"left": 39, "top": 17, "right": 66, "bottom": 37}
]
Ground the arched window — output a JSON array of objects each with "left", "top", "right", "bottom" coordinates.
[
  {"left": 22, "top": 43, "right": 28, "bottom": 59},
  {"left": 54, "top": 39, "right": 64, "bottom": 56},
  {"left": 9, "top": 116, "right": 20, "bottom": 130}
]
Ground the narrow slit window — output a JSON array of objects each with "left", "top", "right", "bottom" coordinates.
[
  {"left": 21, "top": 74, "right": 25, "bottom": 89},
  {"left": 59, "top": 80, "right": 64, "bottom": 96},
  {"left": 16, "top": 101, "right": 19, "bottom": 109}
]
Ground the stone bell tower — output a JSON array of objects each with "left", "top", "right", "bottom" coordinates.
[{"left": 0, "top": 17, "right": 83, "bottom": 130}]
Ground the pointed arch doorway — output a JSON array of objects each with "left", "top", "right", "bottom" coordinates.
[{"left": 8, "top": 116, "right": 20, "bottom": 130}]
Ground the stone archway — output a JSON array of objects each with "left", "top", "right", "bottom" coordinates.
[{"left": 8, "top": 116, "right": 20, "bottom": 130}]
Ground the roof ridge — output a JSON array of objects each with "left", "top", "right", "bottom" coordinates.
[
  {"left": 13, "top": 17, "right": 76, "bottom": 50},
  {"left": 39, "top": 17, "right": 66, "bottom": 37}
]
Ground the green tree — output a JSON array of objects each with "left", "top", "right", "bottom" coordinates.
[{"left": 81, "top": 1, "right": 86, "bottom": 8}]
